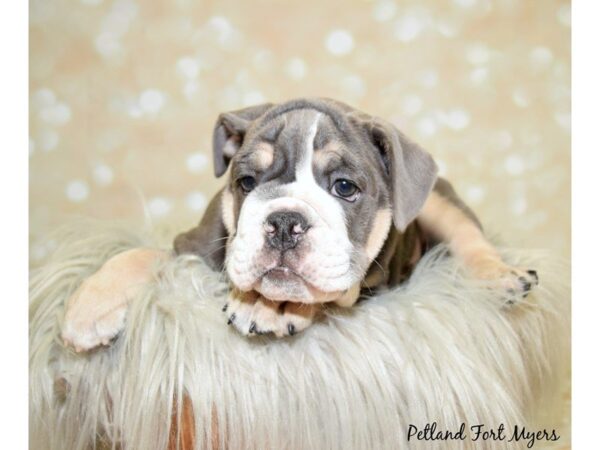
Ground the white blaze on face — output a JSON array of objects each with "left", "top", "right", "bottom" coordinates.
[
  {"left": 226, "top": 111, "right": 358, "bottom": 302},
  {"left": 281, "top": 113, "right": 356, "bottom": 291}
]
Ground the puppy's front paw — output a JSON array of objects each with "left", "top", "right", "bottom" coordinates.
[
  {"left": 61, "top": 278, "right": 128, "bottom": 352},
  {"left": 60, "top": 248, "right": 165, "bottom": 352},
  {"left": 471, "top": 259, "right": 539, "bottom": 304},
  {"left": 224, "top": 290, "right": 318, "bottom": 338}
]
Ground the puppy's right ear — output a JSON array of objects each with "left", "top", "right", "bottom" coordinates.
[{"left": 213, "top": 103, "right": 273, "bottom": 177}]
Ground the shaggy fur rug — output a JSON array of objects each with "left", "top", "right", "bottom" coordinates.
[{"left": 29, "top": 221, "right": 570, "bottom": 450}]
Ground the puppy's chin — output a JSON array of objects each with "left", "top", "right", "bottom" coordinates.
[{"left": 252, "top": 268, "right": 345, "bottom": 304}]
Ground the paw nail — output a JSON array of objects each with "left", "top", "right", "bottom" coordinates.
[
  {"left": 527, "top": 270, "right": 539, "bottom": 284},
  {"left": 249, "top": 321, "right": 257, "bottom": 334},
  {"left": 227, "top": 313, "right": 236, "bottom": 325},
  {"left": 222, "top": 303, "right": 228, "bottom": 312},
  {"left": 287, "top": 323, "right": 296, "bottom": 336}
]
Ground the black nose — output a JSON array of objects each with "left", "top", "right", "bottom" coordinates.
[{"left": 265, "top": 211, "right": 309, "bottom": 251}]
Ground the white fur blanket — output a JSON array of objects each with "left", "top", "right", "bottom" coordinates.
[{"left": 29, "top": 222, "right": 570, "bottom": 450}]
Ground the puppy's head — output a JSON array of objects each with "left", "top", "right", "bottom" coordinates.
[{"left": 215, "top": 98, "right": 437, "bottom": 303}]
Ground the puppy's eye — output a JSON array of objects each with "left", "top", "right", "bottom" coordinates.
[
  {"left": 238, "top": 176, "right": 257, "bottom": 193},
  {"left": 331, "top": 179, "right": 360, "bottom": 202}
]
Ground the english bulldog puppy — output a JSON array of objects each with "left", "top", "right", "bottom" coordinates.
[{"left": 62, "top": 98, "right": 539, "bottom": 350}]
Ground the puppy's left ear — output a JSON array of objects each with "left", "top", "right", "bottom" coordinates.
[
  {"left": 367, "top": 119, "right": 438, "bottom": 232},
  {"left": 213, "top": 103, "right": 273, "bottom": 177}
]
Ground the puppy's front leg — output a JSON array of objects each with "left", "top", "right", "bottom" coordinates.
[
  {"left": 61, "top": 248, "right": 169, "bottom": 352},
  {"left": 418, "top": 178, "right": 539, "bottom": 302},
  {"left": 223, "top": 289, "right": 321, "bottom": 338}
]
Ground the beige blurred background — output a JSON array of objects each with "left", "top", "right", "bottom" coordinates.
[
  {"left": 29, "top": 0, "right": 570, "bottom": 263},
  {"left": 30, "top": 0, "right": 570, "bottom": 445}
]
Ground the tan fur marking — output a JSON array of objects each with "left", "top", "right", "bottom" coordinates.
[
  {"left": 283, "top": 302, "right": 321, "bottom": 320},
  {"left": 62, "top": 248, "right": 168, "bottom": 351},
  {"left": 334, "top": 283, "right": 361, "bottom": 308},
  {"left": 221, "top": 188, "right": 236, "bottom": 234},
  {"left": 252, "top": 142, "right": 274, "bottom": 170},
  {"left": 418, "top": 191, "right": 501, "bottom": 271},
  {"left": 419, "top": 193, "right": 539, "bottom": 297},
  {"left": 364, "top": 209, "right": 393, "bottom": 260},
  {"left": 313, "top": 141, "right": 342, "bottom": 170}
]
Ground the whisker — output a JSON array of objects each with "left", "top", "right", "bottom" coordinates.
[
  {"left": 206, "top": 236, "right": 231, "bottom": 245},
  {"left": 195, "top": 244, "right": 229, "bottom": 265}
]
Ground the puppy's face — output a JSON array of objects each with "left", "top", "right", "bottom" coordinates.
[{"left": 215, "top": 99, "right": 437, "bottom": 303}]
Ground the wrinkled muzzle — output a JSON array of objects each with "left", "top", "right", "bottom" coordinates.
[{"left": 226, "top": 188, "right": 365, "bottom": 303}]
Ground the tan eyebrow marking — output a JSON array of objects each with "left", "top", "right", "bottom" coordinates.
[
  {"left": 251, "top": 141, "right": 274, "bottom": 171},
  {"left": 313, "top": 140, "right": 342, "bottom": 170}
]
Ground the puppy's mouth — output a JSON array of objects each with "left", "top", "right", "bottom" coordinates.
[
  {"left": 252, "top": 265, "right": 344, "bottom": 304},
  {"left": 264, "top": 266, "right": 301, "bottom": 282},
  {"left": 256, "top": 266, "right": 306, "bottom": 301}
]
